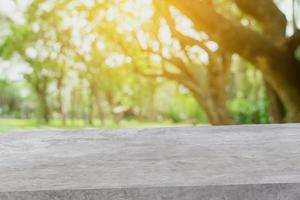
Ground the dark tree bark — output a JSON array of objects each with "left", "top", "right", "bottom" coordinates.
[{"left": 265, "top": 82, "right": 286, "bottom": 123}]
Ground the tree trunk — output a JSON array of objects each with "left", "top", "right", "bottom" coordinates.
[
  {"left": 260, "top": 57, "right": 300, "bottom": 122},
  {"left": 188, "top": 54, "right": 233, "bottom": 125},
  {"left": 264, "top": 81, "right": 285, "bottom": 123},
  {"left": 192, "top": 89, "right": 233, "bottom": 125},
  {"left": 106, "top": 91, "right": 118, "bottom": 124},
  {"left": 90, "top": 81, "right": 105, "bottom": 125},
  {"left": 37, "top": 92, "right": 50, "bottom": 124},
  {"left": 88, "top": 85, "right": 94, "bottom": 126},
  {"left": 57, "top": 85, "right": 66, "bottom": 126},
  {"left": 94, "top": 91, "right": 105, "bottom": 125}
]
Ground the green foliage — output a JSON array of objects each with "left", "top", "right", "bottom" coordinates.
[
  {"left": 0, "top": 80, "right": 20, "bottom": 116},
  {"left": 0, "top": 80, "right": 35, "bottom": 118},
  {"left": 0, "top": 24, "right": 32, "bottom": 58},
  {"left": 228, "top": 97, "right": 269, "bottom": 124},
  {"left": 155, "top": 83, "right": 207, "bottom": 124},
  {"left": 228, "top": 59, "right": 270, "bottom": 124}
]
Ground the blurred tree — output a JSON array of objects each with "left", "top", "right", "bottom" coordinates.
[
  {"left": 0, "top": 24, "right": 53, "bottom": 123},
  {"left": 0, "top": 0, "right": 74, "bottom": 124},
  {"left": 104, "top": 1, "right": 234, "bottom": 125},
  {"left": 155, "top": 0, "right": 300, "bottom": 122}
]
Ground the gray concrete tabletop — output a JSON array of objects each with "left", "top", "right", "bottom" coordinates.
[{"left": 0, "top": 124, "right": 300, "bottom": 199}]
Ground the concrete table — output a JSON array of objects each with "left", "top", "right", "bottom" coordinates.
[{"left": 0, "top": 124, "right": 300, "bottom": 199}]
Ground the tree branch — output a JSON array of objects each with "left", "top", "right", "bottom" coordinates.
[
  {"left": 287, "top": 29, "right": 300, "bottom": 53},
  {"left": 159, "top": 0, "right": 283, "bottom": 63},
  {"left": 234, "top": 0, "right": 287, "bottom": 38},
  {"left": 153, "top": 0, "right": 212, "bottom": 53}
]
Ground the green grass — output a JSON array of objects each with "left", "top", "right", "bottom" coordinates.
[
  {"left": 0, "top": 119, "right": 39, "bottom": 132},
  {"left": 0, "top": 118, "right": 193, "bottom": 133}
]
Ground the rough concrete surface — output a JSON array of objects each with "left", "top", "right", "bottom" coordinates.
[{"left": 0, "top": 124, "right": 300, "bottom": 199}]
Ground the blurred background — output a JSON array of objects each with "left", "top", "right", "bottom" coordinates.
[{"left": 0, "top": 0, "right": 299, "bottom": 132}]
